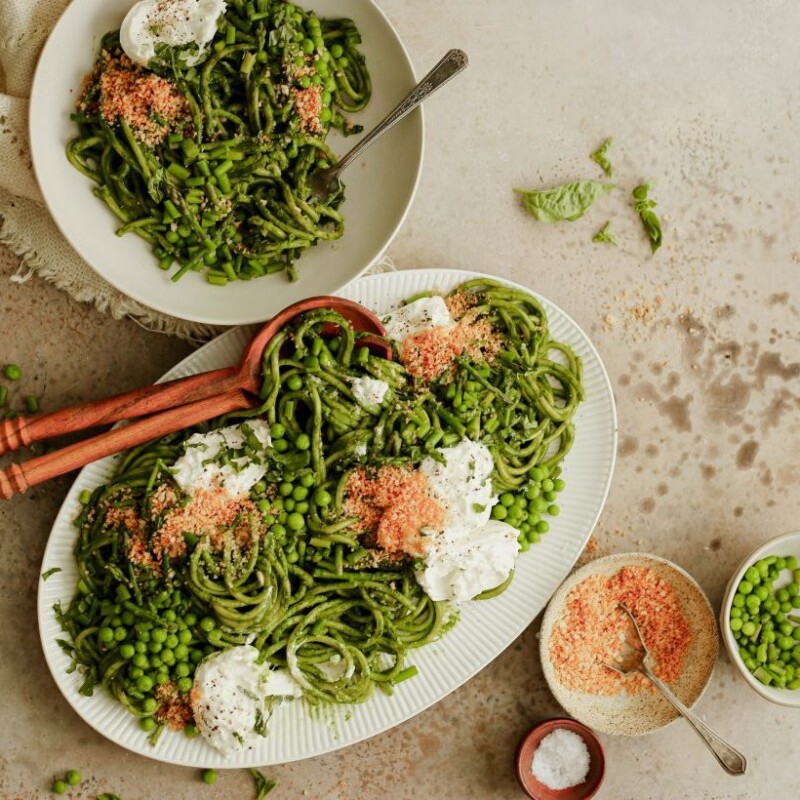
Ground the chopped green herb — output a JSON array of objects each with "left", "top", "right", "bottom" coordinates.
[
  {"left": 24, "top": 394, "right": 40, "bottom": 414},
  {"left": 592, "top": 221, "right": 617, "bottom": 245},
  {"left": 590, "top": 137, "right": 614, "bottom": 177},
  {"left": 250, "top": 769, "right": 278, "bottom": 799},
  {"left": 41, "top": 567, "right": 62, "bottom": 581},
  {"left": 254, "top": 707, "right": 268, "bottom": 736},
  {"left": 514, "top": 180, "right": 614, "bottom": 223},
  {"left": 472, "top": 503, "right": 486, "bottom": 513},
  {"left": 0, "top": 386, "right": 7, "bottom": 407},
  {"left": 632, "top": 184, "right": 663, "bottom": 253}
]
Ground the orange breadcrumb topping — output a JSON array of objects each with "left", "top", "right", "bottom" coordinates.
[
  {"left": 344, "top": 466, "right": 445, "bottom": 557},
  {"left": 153, "top": 487, "right": 259, "bottom": 559},
  {"left": 400, "top": 309, "right": 500, "bottom": 383},
  {"left": 444, "top": 292, "right": 478, "bottom": 319},
  {"left": 293, "top": 85, "right": 322, "bottom": 134},
  {"left": 549, "top": 566, "right": 692, "bottom": 696},
  {"left": 81, "top": 51, "right": 189, "bottom": 146},
  {"left": 155, "top": 682, "right": 194, "bottom": 731}
]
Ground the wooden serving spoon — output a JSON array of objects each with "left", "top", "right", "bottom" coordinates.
[{"left": 0, "top": 296, "right": 390, "bottom": 500}]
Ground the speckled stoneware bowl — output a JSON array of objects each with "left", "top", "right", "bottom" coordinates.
[
  {"left": 720, "top": 530, "right": 800, "bottom": 707},
  {"left": 539, "top": 553, "right": 719, "bottom": 735}
]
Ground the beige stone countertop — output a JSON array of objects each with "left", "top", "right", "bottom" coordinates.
[{"left": 2, "top": 1, "right": 800, "bottom": 798}]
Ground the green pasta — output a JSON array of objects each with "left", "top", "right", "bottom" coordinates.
[
  {"left": 67, "top": 0, "right": 371, "bottom": 284},
  {"left": 55, "top": 280, "right": 584, "bottom": 746}
]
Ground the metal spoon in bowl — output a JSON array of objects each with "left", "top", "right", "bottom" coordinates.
[
  {"left": 603, "top": 603, "right": 747, "bottom": 776},
  {"left": 308, "top": 48, "right": 468, "bottom": 202}
]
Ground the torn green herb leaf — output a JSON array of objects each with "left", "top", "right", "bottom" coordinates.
[
  {"left": 514, "top": 181, "right": 615, "bottom": 223},
  {"left": 592, "top": 222, "right": 617, "bottom": 245},
  {"left": 590, "top": 138, "right": 614, "bottom": 177}
]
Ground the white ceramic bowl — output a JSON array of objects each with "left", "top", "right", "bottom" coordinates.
[
  {"left": 720, "top": 530, "right": 800, "bottom": 707},
  {"left": 29, "top": 0, "right": 424, "bottom": 325}
]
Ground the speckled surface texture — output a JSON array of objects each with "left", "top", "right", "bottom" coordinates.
[{"left": 2, "top": 1, "right": 800, "bottom": 797}]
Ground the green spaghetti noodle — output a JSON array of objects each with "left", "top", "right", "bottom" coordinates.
[
  {"left": 55, "top": 280, "right": 584, "bottom": 746},
  {"left": 67, "top": 0, "right": 371, "bottom": 284}
]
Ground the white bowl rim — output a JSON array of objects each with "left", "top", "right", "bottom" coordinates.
[{"left": 720, "top": 529, "right": 800, "bottom": 707}]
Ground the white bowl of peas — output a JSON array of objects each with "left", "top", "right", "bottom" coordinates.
[{"left": 721, "top": 531, "right": 800, "bottom": 706}]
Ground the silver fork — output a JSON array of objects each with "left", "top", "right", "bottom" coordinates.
[
  {"left": 308, "top": 49, "right": 468, "bottom": 202},
  {"left": 603, "top": 602, "right": 747, "bottom": 776}
]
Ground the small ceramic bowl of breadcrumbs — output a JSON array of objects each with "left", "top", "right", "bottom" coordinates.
[
  {"left": 539, "top": 552, "right": 718, "bottom": 735},
  {"left": 516, "top": 718, "right": 605, "bottom": 799}
]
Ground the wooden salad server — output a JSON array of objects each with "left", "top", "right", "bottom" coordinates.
[{"left": 0, "top": 296, "right": 391, "bottom": 500}]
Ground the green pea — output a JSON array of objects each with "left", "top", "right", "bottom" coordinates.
[
  {"left": 535, "top": 521, "right": 550, "bottom": 534},
  {"left": 541, "top": 478, "right": 555, "bottom": 492},
  {"left": 201, "top": 769, "right": 218, "bottom": 785},
  {"left": 741, "top": 621, "right": 756, "bottom": 637},
  {"left": 184, "top": 723, "right": 200, "bottom": 738},
  {"left": 529, "top": 467, "right": 545, "bottom": 481},
  {"left": 729, "top": 618, "right": 743, "bottom": 631},
  {"left": 499, "top": 493, "right": 515, "bottom": 507},
  {"left": 98, "top": 627, "right": 114, "bottom": 644},
  {"left": 52, "top": 780, "right": 67, "bottom": 794},
  {"left": 273, "top": 438, "right": 289, "bottom": 453},
  {"left": 787, "top": 555, "right": 799, "bottom": 570},
  {"left": 65, "top": 770, "right": 81, "bottom": 786},
  {"left": 314, "top": 489, "right": 332, "bottom": 506},
  {"left": 287, "top": 375, "right": 303, "bottom": 391},
  {"left": 295, "top": 433, "right": 311, "bottom": 450},
  {"left": 738, "top": 580, "right": 753, "bottom": 595},
  {"left": 287, "top": 512, "right": 305, "bottom": 531},
  {"left": 137, "top": 675, "right": 154, "bottom": 692},
  {"left": 547, "top": 504, "right": 560, "bottom": 517},
  {"left": 292, "top": 486, "right": 309, "bottom": 501},
  {"left": 142, "top": 697, "right": 158, "bottom": 713},
  {"left": 140, "top": 717, "right": 157, "bottom": 732},
  {"left": 178, "top": 677, "right": 194, "bottom": 693},
  {"left": 271, "top": 422, "right": 286, "bottom": 439},
  {"left": 553, "top": 478, "right": 566, "bottom": 492},
  {"left": 199, "top": 616, "right": 216, "bottom": 632},
  {"left": 744, "top": 567, "right": 761, "bottom": 584},
  {"left": 732, "top": 594, "right": 745, "bottom": 608},
  {"left": 491, "top": 505, "right": 507, "bottom": 520},
  {"left": 525, "top": 485, "right": 540, "bottom": 501}
]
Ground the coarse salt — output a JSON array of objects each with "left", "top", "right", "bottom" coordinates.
[{"left": 530, "top": 728, "right": 590, "bottom": 790}]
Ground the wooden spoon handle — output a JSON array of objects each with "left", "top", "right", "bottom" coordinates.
[
  {"left": 0, "top": 366, "right": 241, "bottom": 456},
  {"left": 0, "top": 390, "right": 255, "bottom": 500}
]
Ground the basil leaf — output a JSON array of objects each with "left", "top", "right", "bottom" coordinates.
[
  {"left": 632, "top": 184, "right": 663, "bottom": 253},
  {"left": 250, "top": 769, "right": 278, "bottom": 799},
  {"left": 514, "top": 181, "right": 614, "bottom": 223},
  {"left": 592, "top": 222, "right": 617, "bottom": 245},
  {"left": 590, "top": 137, "right": 614, "bottom": 177}
]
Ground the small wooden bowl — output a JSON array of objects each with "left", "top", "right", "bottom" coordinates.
[{"left": 516, "top": 718, "right": 605, "bottom": 800}]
